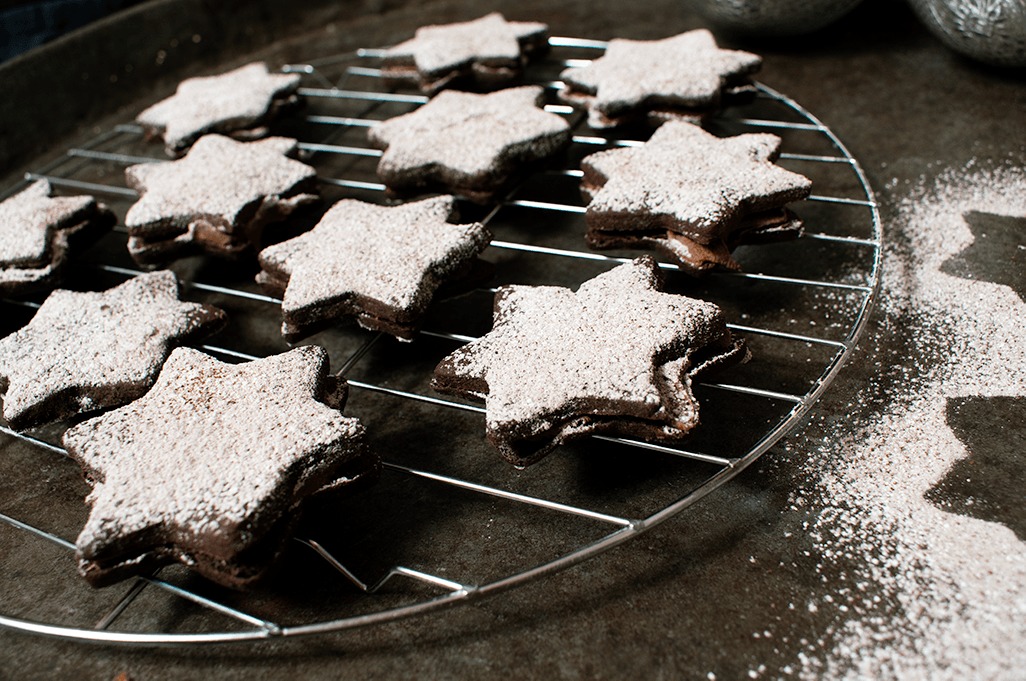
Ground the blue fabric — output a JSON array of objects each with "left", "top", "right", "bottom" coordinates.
[{"left": 0, "top": 0, "right": 140, "bottom": 62}]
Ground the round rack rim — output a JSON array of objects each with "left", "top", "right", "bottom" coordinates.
[{"left": 0, "top": 37, "right": 883, "bottom": 646}]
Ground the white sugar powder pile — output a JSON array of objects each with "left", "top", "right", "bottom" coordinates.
[{"left": 795, "top": 163, "right": 1026, "bottom": 679}]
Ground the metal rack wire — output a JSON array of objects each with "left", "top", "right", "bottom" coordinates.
[{"left": 0, "top": 36, "right": 881, "bottom": 644}]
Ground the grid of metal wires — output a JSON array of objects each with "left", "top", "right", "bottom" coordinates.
[{"left": 0, "top": 37, "right": 881, "bottom": 644}]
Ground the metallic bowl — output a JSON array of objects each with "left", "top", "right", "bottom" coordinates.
[
  {"left": 684, "top": 0, "right": 865, "bottom": 36},
  {"left": 908, "top": 0, "right": 1026, "bottom": 67}
]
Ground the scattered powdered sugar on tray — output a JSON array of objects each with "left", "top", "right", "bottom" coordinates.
[{"left": 793, "top": 163, "right": 1026, "bottom": 679}]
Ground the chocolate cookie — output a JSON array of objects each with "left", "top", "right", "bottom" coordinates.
[
  {"left": 581, "top": 121, "right": 812, "bottom": 274},
  {"left": 381, "top": 12, "right": 549, "bottom": 94},
  {"left": 63, "top": 345, "right": 375, "bottom": 589},
  {"left": 124, "top": 135, "right": 319, "bottom": 265},
  {"left": 0, "top": 270, "right": 225, "bottom": 430},
  {"left": 432, "top": 257, "right": 748, "bottom": 467},
  {"left": 136, "top": 62, "right": 302, "bottom": 157},
  {"left": 559, "top": 29, "right": 761, "bottom": 129},
  {"left": 367, "top": 86, "right": 571, "bottom": 203},
  {"left": 257, "top": 195, "right": 491, "bottom": 341},
  {"left": 0, "top": 180, "right": 115, "bottom": 297}
]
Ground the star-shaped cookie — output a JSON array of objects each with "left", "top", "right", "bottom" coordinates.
[
  {"left": 63, "top": 345, "right": 374, "bottom": 588},
  {"left": 367, "top": 86, "right": 571, "bottom": 203},
  {"left": 559, "top": 29, "right": 762, "bottom": 129},
  {"left": 257, "top": 195, "right": 491, "bottom": 341},
  {"left": 581, "top": 121, "right": 812, "bottom": 274},
  {"left": 432, "top": 257, "right": 748, "bottom": 467},
  {"left": 0, "top": 270, "right": 225, "bottom": 430},
  {"left": 136, "top": 62, "right": 302, "bottom": 156},
  {"left": 0, "top": 180, "right": 115, "bottom": 296},
  {"left": 124, "top": 135, "right": 319, "bottom": 265},
  {"left": 381, "top": 12, "right": 549, "bottom": 93}
]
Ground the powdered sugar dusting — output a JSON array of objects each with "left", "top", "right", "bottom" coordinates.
[
  {"left": 0, "top": 270, "right": 225, "bottom": 428},
  {"left": 123, "top": 135, "right": 318, "bottom": 264},
  {"left": 583, "top": 121, "right": 811, "bottom": 237},
  {"left": 0, "top": 180, "right": 113, "bottom": 294},
  {"left": 559, "top": 29, "right": 761, "bottom": 126},
  {"left": 125, "top": 136, "right": 315, "bottom": 231},
  {"left": 791, "top": 163, "right": 1026, "bottom": 679},
  {"left": 0, "top": 181, "right": 86, "bottom": 264},
  {"left": 367, "top": 86, "right": 571, "bottom": 191},
  {"left": 433, "top": 257, "right": 746, "bottom": 464},
  {"left": 257, "top": 195, "right": 490, "bottom": 336},
  {"left": 136, "top": 62, "right": 300, "bottom": 155},
  {"left": 63, "top": 346, "right": 367, "bottom": 580},
  {"left": 384, "top": 12, "right": 546, "bottom": 77}
]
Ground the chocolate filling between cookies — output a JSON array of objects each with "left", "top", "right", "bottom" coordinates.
[{"left": 584, "top": 207, "right": 804, "bottom": 273}]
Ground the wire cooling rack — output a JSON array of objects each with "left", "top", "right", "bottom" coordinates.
[{"left": 0, "top": 37, "right": 881, "bottom": 644}]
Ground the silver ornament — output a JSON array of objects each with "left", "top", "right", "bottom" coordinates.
[
  {"left": 908, "top": 0, "right": 1026, "bottom": 67},
  {"left": 684, "top": 0, "right": 865, "bottom": 36}
]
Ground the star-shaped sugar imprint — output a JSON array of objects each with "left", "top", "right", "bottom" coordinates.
[
  {"left": 0, "top": 270, "right": 225, "bottom": 430},
  {"left": 925, "top": 396, "right": 1026, "bottom": 541},
  {"left": 0, "top": 180, "right": 115, "bottom": 296},
  {"left": 560, "top": 29, "right": 761, "bottom": 128},
  {"left": 136, "top": 62, "right": 301, "bottom": 156},
  {"left": 432, "top": 257, "right": 748, "bottom": 467},
  {"left": 381, "top": 12, "right": 549, "bottom": 93},
  {"left": 257, "top": 195, "right": 491, "bottom": 341},
  {"left": 124, "top": 135, "right": 318, "bottom": 265},
  {"left": 941, "top": 210, "right": 1026, "bottom": 302},
  {"left": 581, "top": 121, "right": 812, "bottom": 274},
  {"left": 367, "top": 86, "right": 571, "bottom": 203},
  {"left": 63, "top": 345, "right": 373, "bottom": 588}
]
